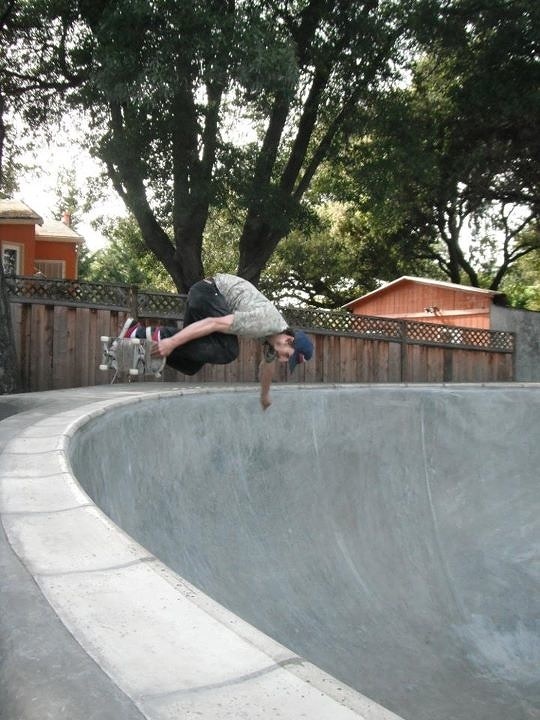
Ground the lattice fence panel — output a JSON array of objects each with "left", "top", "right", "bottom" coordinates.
[
  {"left": 6, "top": 275, "right": 132, "bottom": 309},
  {"left": 405, "top": 320, "right": 514, "bottom": 352},
  {"left": 136, "top": 290, "right": 186, "bottom": 320},
  {"left": 282, "top": 306, "right": 402, "bottom": 338}
]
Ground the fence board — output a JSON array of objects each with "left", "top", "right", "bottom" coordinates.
[
  {"left": 388, "top": 342, "right": 402, "bottom": 382},
  {"left": 376, "top": 340, "right": 390, "bottom": 382},
  {"left": 52, "top": 306, "right": 69, "bottom": 389},
  {"left": 20, "top": 304, "right": 31, "bottom": 388},
  {"left": 76, "top": 307, "right": 91, "bottom": 387},
  {"left": 32, "top": 305, "right": 54, "bottom": 391},
  {"left": 10, "top": 304, "right": 22, "bottom": 372},
  {"left": 426, "top": 346, "right": 444, "bottom": 382},
  {"left": 339, "top": 336, "right": 354, "bottom": 382},
  {"left": 406, "top": 345, "right": 425, "bottom": 383}
]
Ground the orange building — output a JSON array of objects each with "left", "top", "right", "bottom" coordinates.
[
  {"left": 342, "top": 276, "right": 506, "bottom": 329},
  {"left": 0, "top": 199, "right": 83, "bottom": 279}
]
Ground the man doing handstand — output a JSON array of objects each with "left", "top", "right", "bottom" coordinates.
[{"left": 155, "top": 274, "right": 313, "bottom": 410}]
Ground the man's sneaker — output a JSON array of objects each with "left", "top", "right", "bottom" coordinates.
[
  {"left": 121, "top": 317, "right": 148, "bottom": 339},
  {"left": 143, "top": 326, "right": 166, "bottom": 377},
  {"left": 119, "top": 317, "right": 138, "bottom": 338}
]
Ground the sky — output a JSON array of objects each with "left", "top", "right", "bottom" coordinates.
[{"left": 14, "top": 126, "right": 126, "bottom": 252}]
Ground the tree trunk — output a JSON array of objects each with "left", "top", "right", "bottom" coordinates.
[
  {"left": 439, "top": 201, "right": 479, "bottom": 286},
  {"left": 173, "top": 227, "right": 204, "bottom": 291},
  {"left": 0, "top": 264, "right": 19, "bottom": 393},
  {"left": 0, "top": 92, "right": 5, "bottom": 189},
  {"left": 238, "top": 217, "right": 286, "bottom": 286}
]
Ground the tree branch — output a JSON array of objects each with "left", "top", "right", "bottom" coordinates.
[
  {"left": 108, "top": 102, "right": 176, "bottom": 274},
  {"left": 280, "top": 64, "right": 329, "bottom": 196},
  {"left": 0, "top": 0, "right": 15, "bottom": 30}
]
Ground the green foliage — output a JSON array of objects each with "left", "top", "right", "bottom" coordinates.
[
  {"left": 82, "top": 206, "right": 241, "bottom": 289},
  {"left": 81, "top": 216, "right": 176, "bottom": 291},
  {"left": 315, "top": 0, "right": 540, "bottom": 291},
  {"left": 0, "top": 105, "right": 36, "bottom": 198},
  {"left": 53, "top": 168, "right": 81, "bottom": 226},
  {"left": 259, "top": 202, "right": 372, "bottom": 308},
  {"left": 51, "top": 165, "right": 97, "bottom": 281},
  {"left": 0, "top": 124, "right": 20, "bottom": 197},
  {"left": 259, "top": 201, "right": 444, "bottom": 308},
  {"left": 499, "top": 230, "right": 540, "bottom": 310},
  {"left": 201, "top": 207, "right": 241, "bottom": 278}
]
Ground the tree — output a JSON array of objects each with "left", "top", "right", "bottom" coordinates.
[
  {"left": 0, "top": 0, "right": 19, "bottom": 195},
  {"left": 0, "top": 2, "right": 21, "bottom": 390},
  {"left": 82, "top": 215, "right": 177, "bottom": 290},
  {"left": 0, "top": 104, "right": 21, "bottom": 198},
  {"left": 499, "top": 235, "right": 540, "bottom": 311},
  {"left": 0, "top": 0, "right": 77, "bottom": 194},
  {"left": 259, "top": 203, "right": 371, "bottom": 307},
  {"left": 200, "top": 207, "right": 241, "bottom": 280},
  {"left": 83, "top": 207, "right": 242, "bottom": 289},
  {"left": 51, "top": 166, "right": 98, "bottom": 279},
  {"left": 319, "top": 0, "right": 539, "bottom": 290},
  {"left": 258, "top": 201, "right": 442, "bottom": 307},
  {"left": 1, "top": 0, "right": 407, "bottom": 291}
]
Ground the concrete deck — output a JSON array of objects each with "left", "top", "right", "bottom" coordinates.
[{"left": 1, "top": 384, "right": 539, "bottom": 720}]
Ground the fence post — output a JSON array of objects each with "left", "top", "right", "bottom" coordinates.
[
  {"left": 399, "top": 320, "right": 408, "bottom": 382},
  {"left": 127, "top": 284, "right": 139, "bottom": 319}
]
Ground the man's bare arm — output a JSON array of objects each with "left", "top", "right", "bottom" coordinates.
[
  {"left": 156, "top": 314, "right": 235, "bottom": 357},
  {"left": 259, "top": 359, "right": 276, "bottom": 411}
]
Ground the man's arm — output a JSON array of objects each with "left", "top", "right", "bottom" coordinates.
[
  {"left": 258, "top": 358, "right": 276, "bottom": 411},
  {"left": 156, "top": 314, "right": 235, "bottom": 357}
]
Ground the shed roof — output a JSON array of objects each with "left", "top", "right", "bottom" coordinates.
[
  {"left": 342, "top": 276, "right": 503, "bottom": 309},
  {"left": 0, "top": 199, "right": 43, "bottom": 225}
]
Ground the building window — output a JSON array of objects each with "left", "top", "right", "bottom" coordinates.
[
  {"left": 2, "top": 244, "right": 23, "bottom": 275},
  {"left": 34, "top": 260, "right": 65, "bottom": 279}
]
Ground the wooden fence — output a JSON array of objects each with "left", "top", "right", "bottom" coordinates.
[{"left": 6, "top": 276, "right": 515, "bottom": 392}]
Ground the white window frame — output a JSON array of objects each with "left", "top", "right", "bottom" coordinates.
[
  {"left": 2, "top": 243, "right": 24, "bottom": 275},
  {"left": 34, "top": 259, "right": 66, "bottom": 279}
]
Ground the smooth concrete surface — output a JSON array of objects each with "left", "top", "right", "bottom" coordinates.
[
  {"left": 0, "top": 385, "right": 401, "bottom": 720},
  {"left": 1, "top": 384, "right": 539, "bottom": 720}
]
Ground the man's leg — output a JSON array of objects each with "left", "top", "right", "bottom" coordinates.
[{"left": 164, "top": 279, "right": 239, "bottom": 375}]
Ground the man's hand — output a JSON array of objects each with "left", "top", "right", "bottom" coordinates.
[
  {"left": 258, "top": 359, "right": 275, "bottom": 411},
  {"left": 154, "top": 337, "right": 176, "bottom": 357}
]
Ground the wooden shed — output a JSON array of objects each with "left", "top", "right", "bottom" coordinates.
[
  {"left": 0, "top": 199, "right": 83, "bottom": 279},
  {"left": 342, "top": 276, "right": 505, "bottom": 329}
]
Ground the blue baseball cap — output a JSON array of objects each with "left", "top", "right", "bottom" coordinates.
[{"left": 289, "top": 330, "right": 313, "bottom": 372}]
